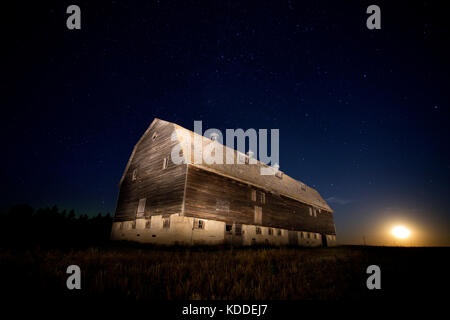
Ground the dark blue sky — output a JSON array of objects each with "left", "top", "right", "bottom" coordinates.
[{"left": 2, "top": 1, "right": 449, "bottom": 245}]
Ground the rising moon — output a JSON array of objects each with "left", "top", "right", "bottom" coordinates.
[{"left": 392, "top": 226, "right": 410, "bottom": 239}]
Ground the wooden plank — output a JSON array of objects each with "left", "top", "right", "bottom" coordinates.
[
  {"left": 183, "top": 165, "right": 336, "bottom": 234},
  {"left": 114, "top": 120, "right": 186, "bottom": 221}
]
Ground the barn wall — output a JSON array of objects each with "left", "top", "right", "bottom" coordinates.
[
  {"left": 241, "top": 225, "right": 289, "bottom": 246},
  {"left": 114, "top": 120, "right": 186, "bottom": 221},
  {"left": 183, "top": 165, "right": 336, "bottom": 235},
  {"left": 111, "top": 214, "right": 225, "bottom": 245},
  {"left": 111, "top": 215, "right": 337, "bottom": 246}
]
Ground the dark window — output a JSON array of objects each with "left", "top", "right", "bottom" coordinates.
[
  {"left": 268, "top": 228, "right": 273, "bottom": 235},
  {"left": 235, "top": 224, "right": 242, "bottom": 235},
  {"left": 145, "top": 219, "right": 151, "bottom": 229},
  {"left": 194, "top": 219, "right": 205, "bottom": 229},
  {"left": 163, "top": 217, "right": 170, "bottom": 229},
  {"left": 256, "top": 227, "right": 262, "bottom": 235},
  {"left": 256, "top": 191, "right": 265, "bottom": 204},
  {"left": 226, "top": 224, "right": 233, "bottom": 233},
  {"left": 277, "top": 229, "right": 281, "bottom": 236},
  {"left": 131, "top": 221, "right": 136, "bottom": 229}
]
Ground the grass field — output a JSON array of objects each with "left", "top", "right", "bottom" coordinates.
[{"left": 1, "top": 244, "right": 447, "bottom": 301}]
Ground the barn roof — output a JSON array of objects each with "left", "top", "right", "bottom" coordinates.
[
  {"left": 170, "top": 120, "right": 333, "bottom": 213},
  {"left": 119, "top": 118, "right": 333, "bottom": 213}
]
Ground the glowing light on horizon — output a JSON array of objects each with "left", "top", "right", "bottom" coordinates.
[{"left": 391, "top": 226, "right": 410, "bottom": 239}]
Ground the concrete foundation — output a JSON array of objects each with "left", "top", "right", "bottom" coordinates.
[{"left": 111, "top": 214, "right": 337, "bottom": 247}]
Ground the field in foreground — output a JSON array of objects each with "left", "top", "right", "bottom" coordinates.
[{"left": 1, "top": 244, "right": 448, "bottom": 301}]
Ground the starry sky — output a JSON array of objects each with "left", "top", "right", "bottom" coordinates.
[{"left": 2, "top": 1, "right": 449, "bottom": 245}]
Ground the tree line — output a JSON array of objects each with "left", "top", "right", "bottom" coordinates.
[{"left": 0, "top": 204, "right": 112, "bottom": 248}]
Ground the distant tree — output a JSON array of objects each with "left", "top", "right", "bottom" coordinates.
[{"left": 0, "top": 204, "right": 113, "bottom": 249}]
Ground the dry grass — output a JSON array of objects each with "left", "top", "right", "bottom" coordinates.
[{"left": 1, "top": 244, "right": 446, "bottom": 301}]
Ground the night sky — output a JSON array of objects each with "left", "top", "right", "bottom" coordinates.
[{"left": 2, "top": 1, "right": 449, "bottom": 246}]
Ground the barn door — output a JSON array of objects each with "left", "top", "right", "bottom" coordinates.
[
  {"left": 224, "top": 223, "right": 243, "bottom": 246},
  {"left": 288, "top": 231, "right": 298, "bottom": 245},
  {"left": 321, "top": 234, "right": 328, "bottom": 247},
  {"left": 233, "top": 224, "right": 243, "bottom": 246},
  {"left": 224, "top": 223, "right": 233, "bottom": 244}
]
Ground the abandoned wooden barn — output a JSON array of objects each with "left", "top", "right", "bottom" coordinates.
[{"left": 111, "top": 118, "right": 337, "bottom": 246}]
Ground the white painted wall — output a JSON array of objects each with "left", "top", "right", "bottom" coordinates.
[
  {"left": 241, "top": 225, "right": 289, "bottom": 246},
  {"left": 298, "top": 231, "right": 322, "bottom": 247},
  {"left": 111, "top": 214, "right": 225, "bottom": 245},
  {"left": 325, "top": 234, "right": 338, "bottom": 247},
  {"left": 111, "top": 215, "right": 336, "bottom": 247}
]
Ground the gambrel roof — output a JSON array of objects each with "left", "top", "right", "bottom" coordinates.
[{"left": 119, "top": 118, "right": 333, "bottom": 213}]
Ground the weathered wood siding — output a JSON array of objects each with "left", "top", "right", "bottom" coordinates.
[
  {"left": 183, "top": 165, "right": 336, "bottom": 234},
  {"left": 114, "top": 120, "right": 186, "bottom": 221}
]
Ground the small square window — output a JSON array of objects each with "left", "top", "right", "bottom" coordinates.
[
  {"left": 238, "top": 154, "right": 248, "bottom": 164},
  {"left": 193, "top": 219, "right": 205, "bottom": 229},
  {"left": 256, "top": 191, "right": 265, "bottom": 204}
]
